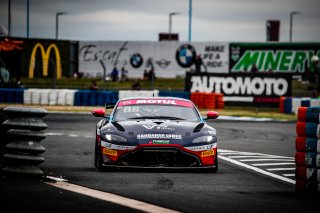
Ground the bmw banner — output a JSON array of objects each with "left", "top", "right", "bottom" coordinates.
[{"left": 78, "top": 41, "right": 229, "bottom": 78}]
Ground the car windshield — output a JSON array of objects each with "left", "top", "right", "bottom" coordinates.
[{"left": 113, "top": 104, "right": 200, "bottom": 122}]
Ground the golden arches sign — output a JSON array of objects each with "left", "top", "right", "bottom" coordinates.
[{"left": 28, "top": 43, "right": 62, "bottom": 79}]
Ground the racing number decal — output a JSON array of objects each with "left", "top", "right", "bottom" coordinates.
[
  {"left": 123, "top": 106, "right": 140, "bottom": 113},
  {"left": 201, "top": 149, "right": 215, "bottom": 157},
  {"left": 103, "top": 148, "right": 117, "bottom": 156}
]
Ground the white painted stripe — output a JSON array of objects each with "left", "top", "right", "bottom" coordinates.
[
  {"left": 219, "top": 149, "right": 293, "bottom": 159},
  {"left": 84, "top": 136, "right": 95, "bottom": 138},
  {"left": 69, "top": 134, "right": 79, "bottom": 137},
  {"left": 267, "top": 168, "right": 296, "bottom": 171},
  {"left": 219, "top": 152, "right": 260, "bottom": 156},
  {"left": 240, "top": 159, "right": 294, "bottom": 162},
  {"left": 45, "top": 175, "right": 68, "bottom": 182},
  {"left": 218, "top": 155, "right": 296, "bottom": 185},
  {"left": 230, "top": 155, "right": 293, "bottom": 159},
  {"left": 282, "top": 174, "right": 295, "bottom": 177},
  {"left": 46, "top": 181, "right": 180, "bottom": 213},
  {"left": 252, "top": 162, "right": 295, "bottom": 166},
  {"left": 46, "top": 132, "right": 64, "bottom": 136}
]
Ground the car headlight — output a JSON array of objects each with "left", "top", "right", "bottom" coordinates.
[
  {"left": 101, "top": 134, "right": 128, "bottom": 143},
  {"left": 192, "top": 135, "right": 216, "bottom": 143}
]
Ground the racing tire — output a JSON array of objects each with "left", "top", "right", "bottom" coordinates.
[
  {"left": 94, "top": 140, "right": 104, "bottom": 171},
  {"left": 210, "top": 154, "right": 218, "bottom": 173}
]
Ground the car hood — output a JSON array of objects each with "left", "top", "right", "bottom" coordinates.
[{"left": 100, "top": 119, "right": 217, "bottom": 146}]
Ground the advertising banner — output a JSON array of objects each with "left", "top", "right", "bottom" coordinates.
[
  {"left": 0, "top": 37, "right": 71, "bottom": 79},
  {"left": 229, "top": 42, "right": 320, "bottom": 73},
  {"left": 25, "top": 39, "right": 71, "bottom": 78},
  {"left": 185, "top": 72, "right": 292, "bottom": 104},
  {"left": 78, "top": 41, "right": 229, "bottom": 78}
]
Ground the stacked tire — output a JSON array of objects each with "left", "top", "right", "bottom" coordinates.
[{"left": 295, "top": 106, "right": 320, "bottom": 193}]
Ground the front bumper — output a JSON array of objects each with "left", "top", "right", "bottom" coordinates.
[{"left": 100, "top": 143, "right": 217, "bottom": 168}]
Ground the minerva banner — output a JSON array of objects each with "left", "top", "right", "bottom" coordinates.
[
  {"left": 185, "top": 73, "right": 292, "bottom": 103},
  {"left": 229, "top": 42, "right": 320, "bottom": 73},
  {"left": 78, "top": 41, "right": 229, "bottom": 78}
]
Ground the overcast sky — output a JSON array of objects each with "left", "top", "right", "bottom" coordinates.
[{"left": 0, "top": 0, "right": 319, "bottom": 42}]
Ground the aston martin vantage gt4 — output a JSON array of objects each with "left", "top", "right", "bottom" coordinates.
[{"left": 92, "top": 97, "right": 219, "bottom": 172}]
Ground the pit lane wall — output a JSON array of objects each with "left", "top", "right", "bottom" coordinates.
[
  {"left": 296, "top": 106, "right": 320, "bottom": 193},
  {"left": 0, "top": 88, "right": 225, "bottom": 110}
]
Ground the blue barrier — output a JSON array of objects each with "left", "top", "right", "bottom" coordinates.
[
  {"left": 284, "top": 97, "right": 293, "bottom": 114},
  {"left": 0, "top": 88, "right": 25, "bottom": 103},
  {"left": 74, "top": 90, "right": 119, "bottom": 106},
  {"left": 159, "top": 91, "right": 191, "bottom": 100}
]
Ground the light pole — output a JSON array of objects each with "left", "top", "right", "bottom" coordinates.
[
  {"left": 8, "top": 0, "right": 11, "bottom": 36},
  {"left": 188, "top": 0, "right": 192, "bottom": 42},
  {"left": 26, "top": 0, "right": 29, "bottom": 37},
  {"left": 55, "top": 12, "right": 67, "bottom": 40},
  {"left": 289, "top": 11, "right": 302, "bottom": 42},
  {"left": 169, "top": 12, "right": 180, "bottom": 40}
]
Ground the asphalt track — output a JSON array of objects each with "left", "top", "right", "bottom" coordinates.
[{"left": 1, "top": 113, "right": 319, "bottom": 213}]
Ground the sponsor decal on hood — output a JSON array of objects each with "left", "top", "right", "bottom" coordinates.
[{"left": 137, "top": 134, "right": 182, "bottom": 140}]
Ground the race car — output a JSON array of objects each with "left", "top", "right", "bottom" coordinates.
[{"left": 92, "top": 97, "right": 219, "bottom": 172}]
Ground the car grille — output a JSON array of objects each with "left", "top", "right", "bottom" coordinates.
[{"left": 118, "top": 147, "right": 201, "bottom": 167}]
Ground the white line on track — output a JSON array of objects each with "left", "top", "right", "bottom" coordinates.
[
  {"left": 46, "top": 132, "right": 63, "bottom": 136},
  {"left": 218, "top": 149, "right": 296, "bottom": 184},
  {"left": 251, "top": 162, "right": 296, "bottom": 166},
  {"left": 267, "top": 168, "right": 296, "bottom": 171},
  {"left": 239, "top": 159, "right": 294, "bottom": 162},
  {"left": 218, "top": 155, "right": 296, "bottom": 184},
  {"left": 46, "top": 181, "right": 180, "bottom": 213},
  {"left": 282, "top": 174, "right": 296, "bottom": 177},
  {"left": 229, "top": 155, "right": 293, "bottom": 159}
]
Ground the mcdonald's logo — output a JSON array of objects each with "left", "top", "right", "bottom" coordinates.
[{"left": 28, "top": 43, "right": 62, "bottom": 79}]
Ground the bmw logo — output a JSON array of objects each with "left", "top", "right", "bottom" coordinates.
[
  {"left": 175, "top": 44, "right": 196, "bottom": 68},
  {"left": 130, "top": 53, "right": 144, "bottom": 68}
]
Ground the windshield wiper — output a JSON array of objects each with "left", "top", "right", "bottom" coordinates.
[{"left": 129, "top": 116, "right": 185, "bottom": 120}]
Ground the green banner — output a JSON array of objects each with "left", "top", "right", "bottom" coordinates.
[{"left": 230, "top": 43, "right": 320, "bottom": 73}]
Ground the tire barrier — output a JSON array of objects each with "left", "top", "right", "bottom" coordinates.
[
  {"left": 280, "top": 97, "right": 320, "bottom": 114},
  {"left": 1, "top": 107, "right": 48, "bottom": 176},
  {"left": 191, "top": 92, "right": 224, "bottom": 109},
  {"left": 0, "top": 88, "right": 225, "bottom": 107},
  {"left": 296, "top": 106, "right": 320, "bottom": 193},
  {"left": 23, "top": 89, "right": 77, "bottom": 106}
]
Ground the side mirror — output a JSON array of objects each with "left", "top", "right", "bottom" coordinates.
[
  {"left": 92, "top": 109, "right": 106, "bottom": 117},
  {"left": 206, "top": 111, "right": 219, "bottom": 119}
]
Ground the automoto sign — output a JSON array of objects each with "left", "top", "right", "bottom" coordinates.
[{"left": 185, "top": 73, "right": 291, "bottom": 103}]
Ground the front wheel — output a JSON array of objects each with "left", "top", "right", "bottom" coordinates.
[
  {"left": 94, "top": 140, "right": 104, "bottom": 171},
  {"left": 210, "top": 154, "right": 218, "bottom": 173}
]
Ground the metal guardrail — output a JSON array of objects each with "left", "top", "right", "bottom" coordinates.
[{"left": 0, "top": 107, "right": 48, "bottom": 176}]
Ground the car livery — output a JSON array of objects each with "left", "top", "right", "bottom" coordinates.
[{"left": 92, "top": 97, "right": 219, "bottom": 172}]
